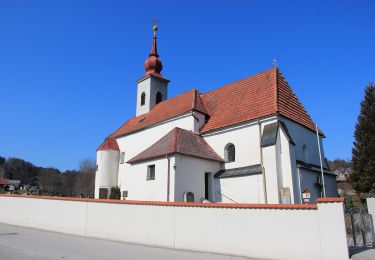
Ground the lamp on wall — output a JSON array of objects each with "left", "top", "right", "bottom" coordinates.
[{"left": 173, "top": 164, "right": 177, "bottom": 170}]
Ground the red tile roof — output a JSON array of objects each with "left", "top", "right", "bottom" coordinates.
[
  {"left": 109, "top": 89, "right": 208, "bottom": 138},
  {"left": 200, "top": 68, "right": 320, "bottom": 135},
  {"left": 108, "top": 67, "right": 321, "bottom": 140},
  {"left": 127, "top": 127, "right": 223, "bottom": 164},
  {"left": 0, "top": 179, "right": 9, "bottom": 185},
  {"left": 97, "top": 138, "right": 120, "bottom": 151}
]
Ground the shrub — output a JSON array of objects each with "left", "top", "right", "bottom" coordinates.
[{"left": 109, "top": 186, "right": 121, "bottom": 200}]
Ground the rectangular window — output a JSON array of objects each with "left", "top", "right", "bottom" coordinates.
[
  {"left": 147, "top": 165, "right": 155, "bottom": 180},
  {"left": 120, "top": 152, "right": 125, "bottom": 164}
]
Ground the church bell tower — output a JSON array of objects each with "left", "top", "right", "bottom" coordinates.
[{"left": 136, "top": 23, "right": 169, "bottom": 116}]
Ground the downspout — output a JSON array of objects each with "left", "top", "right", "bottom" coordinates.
[
  {"left": 166, "top": 154, "right": 170, "bottom": 202},
  {"left": 297, "top": 167, "right": 302, "bottom": 204},
  {"left": 316, "top": 124, "right": 326, "bottom": 198},
  {"left": 258, "top": 120, "right": 268, "bottom": 203}
]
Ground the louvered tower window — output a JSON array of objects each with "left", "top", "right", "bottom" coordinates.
[
  {"left": 156, "top": 91, "right": 162, "bottom": 104},
  {"left": 141, "top": 92, "right": 146, "bottom": 106}
]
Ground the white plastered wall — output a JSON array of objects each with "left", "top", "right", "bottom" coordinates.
[
  {"left": 95, "top": 150, "right": 120, "bottom": 199},
  {"left": 122, "top": 156, "right": 175, "bottom": 202},
  {"left": 136, "top": 75, "right": 168, "bottom": 116},
  {"left": 0, "top": 195, "right": 350, "bottom": 260},
  {"left": 215, "top": 174, "right": 264, "bottom": 203},
  {"left": 202, "top": 117, "right": 277, "bottom": 170},
  {"left": 281, "top": 117, "right": 327, "bottom": 168},
  {"left": 116, "top": 113, "right": 196, "bottom": 198},
  {"left": 174, "top": 154, "right": 221, "bottom": 202}
]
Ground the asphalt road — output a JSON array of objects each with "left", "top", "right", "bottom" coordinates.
[{"left": 0, "top": 223, "right": 252, "bottom": 260}]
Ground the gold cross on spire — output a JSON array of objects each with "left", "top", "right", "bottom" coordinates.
[{"left": 153, "top": 18, "right": 158, "bottom": 37}]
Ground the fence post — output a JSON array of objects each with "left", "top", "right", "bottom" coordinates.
[
  {"left": 360, "top": 209, "right": 367, "bottom": 246},
  {"left": 350, "top": 211, "right": 357, "bottom": 247},
  {"left": 369, "top": 214, "right": 375, "bottom": 247}
]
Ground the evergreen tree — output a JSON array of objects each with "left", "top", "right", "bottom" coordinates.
[{"left": 350, "top": 82, "right": 375, "bottom": 193}]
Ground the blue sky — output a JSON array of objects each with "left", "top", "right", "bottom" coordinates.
[{"left": 0, "top": 0, "right": 374, "bottom": 171}]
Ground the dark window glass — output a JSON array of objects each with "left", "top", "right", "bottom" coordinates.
[
  {"left": 141, "top": 92, "right": 146, "bottom": 106},
  {"left": 147, "top": 165, "right": 155, "bottom": 180},
  {"left": 185, "top": 192, "right": 194, "bottom": 202},
  {"left": 227, "top": 144, "right": 235, "bottom": 162},
  {"left": 156, "top": 92, "right": 162, "bottom": 104}
]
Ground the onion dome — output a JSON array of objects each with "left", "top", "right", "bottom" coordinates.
[
  {"left": 144, "top": 24, "right": 163, "bottom": 77},
  {"left": 97, "top": 138, "right": 120, "bottom": 151}
]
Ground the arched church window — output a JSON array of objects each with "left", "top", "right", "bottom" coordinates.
[
  {"left": 141, "top": 92, "right": 146, "bottom": 106},
  {"left": 156, "top": 91, "right": 162, "bottom": 104},
  {"left": 225, "top": 143, "right": 236, "bottom": 162}
]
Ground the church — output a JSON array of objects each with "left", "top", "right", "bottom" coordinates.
[{"left": 95, "top": 25, "right": 338, "bottom": 204}]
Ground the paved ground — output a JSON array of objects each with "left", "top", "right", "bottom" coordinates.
[
  {"left": 351, "top": 248, "right": 375, "bottom": 260},
  {"left": 0, "top": 223, "right": 253, "bottom": 260}
]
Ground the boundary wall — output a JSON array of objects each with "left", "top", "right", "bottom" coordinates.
[{"left": 0, "top": 195, "right": 348, "bottom": 260}]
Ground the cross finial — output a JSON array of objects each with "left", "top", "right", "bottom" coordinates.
[
  {"left": 152, "top": 18, "right": 158, "bottom": 37},
  {"left": 272, "top": 58, "right": 278, "bottom": 68}
]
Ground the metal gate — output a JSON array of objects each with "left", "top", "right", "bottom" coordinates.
[{"left": 345, "top": 207, "right": 375, "bottom": 247}]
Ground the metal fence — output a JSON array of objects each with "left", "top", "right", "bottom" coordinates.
[{"left": 345, "top": 207, "right": 375, "bottom": 247}]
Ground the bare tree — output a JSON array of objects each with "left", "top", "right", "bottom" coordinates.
[
  {"left": 74, "top": 158, "right": 96, "bottom": 197},
  {"left": 38, "top": 168, "right": 61, "bottom": 195}
]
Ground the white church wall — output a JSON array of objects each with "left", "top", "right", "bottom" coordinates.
[
  {"left": 323, "top": 174, "right": 339, "bottom": 198},
  {"left": 298, "top": 169, "right": 338, "bottom": 203},
  {"left": 299, "top": 168, "right": 322, "bottom": 203},
  {"left": 262, "top": 145, "right": 280, "bottom": 203},
  {"left": 122, "top": 156, "right": 175, "bottom": 202},
  {"left": 174, "top": 155, "right": 221, "bottom": 202},
  {"left": 202, "top": 117, "right": 277, "bottom": 170},
  {"left": 95, "top": 150, "right": 120, "bottom": 199},
  {"left": 116, "top": 113, "right": 195, "bottom": 191},
  {"left": 280, "top": 117, "right": 327, "bottom": 167},
  {"left": 288, "top": 144, "right": 302, "bottom": 204},
  {"left": 215, "top": 174, "right": 264, "bottom": 203},
  {"left": 278, "top": 128, "right": 298, "bottom": 204},
  {"left": 136, "top": 75, "right": 168, "bottom": 116},
  {"left": 0, "top": 195, "right": 350, "bottom": 260}
]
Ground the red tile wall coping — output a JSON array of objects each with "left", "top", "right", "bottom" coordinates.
[
  {"left": 316, "top": 197, "right": 345, "bottom": 203},
  {"left": 0, "top": 194, "right": 321, "bottom": 210}
]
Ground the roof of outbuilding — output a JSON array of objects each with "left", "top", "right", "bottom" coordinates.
[
  {"left": 97, "top": 138, "right": 120, "bottom": 151},
  {"left": 0, "top": 179, "right": 10, "bottom": 185},
  {"left": 127, "top": 127, "right": 223, "bottom": 164}
]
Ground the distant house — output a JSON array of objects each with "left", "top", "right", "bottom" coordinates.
[{"left": 0, "top": 178, "right": 9, "bottom": 188}]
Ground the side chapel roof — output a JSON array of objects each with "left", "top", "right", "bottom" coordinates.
[{"left": 127, "top": 127, "right": 223, "bottom": 164}]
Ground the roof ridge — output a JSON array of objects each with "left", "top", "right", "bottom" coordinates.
[
  {"left": 173, "top": 127, "right": 179, "bottom": 152},
  {"left": 192, "top": 89, "right": 197, "bottom": 110},
  {"left": 275, "top": 67, "right": 279, "bottom": 113},
  {"left": 201, "top": 67, "right": 275, "bottom": 96}
]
